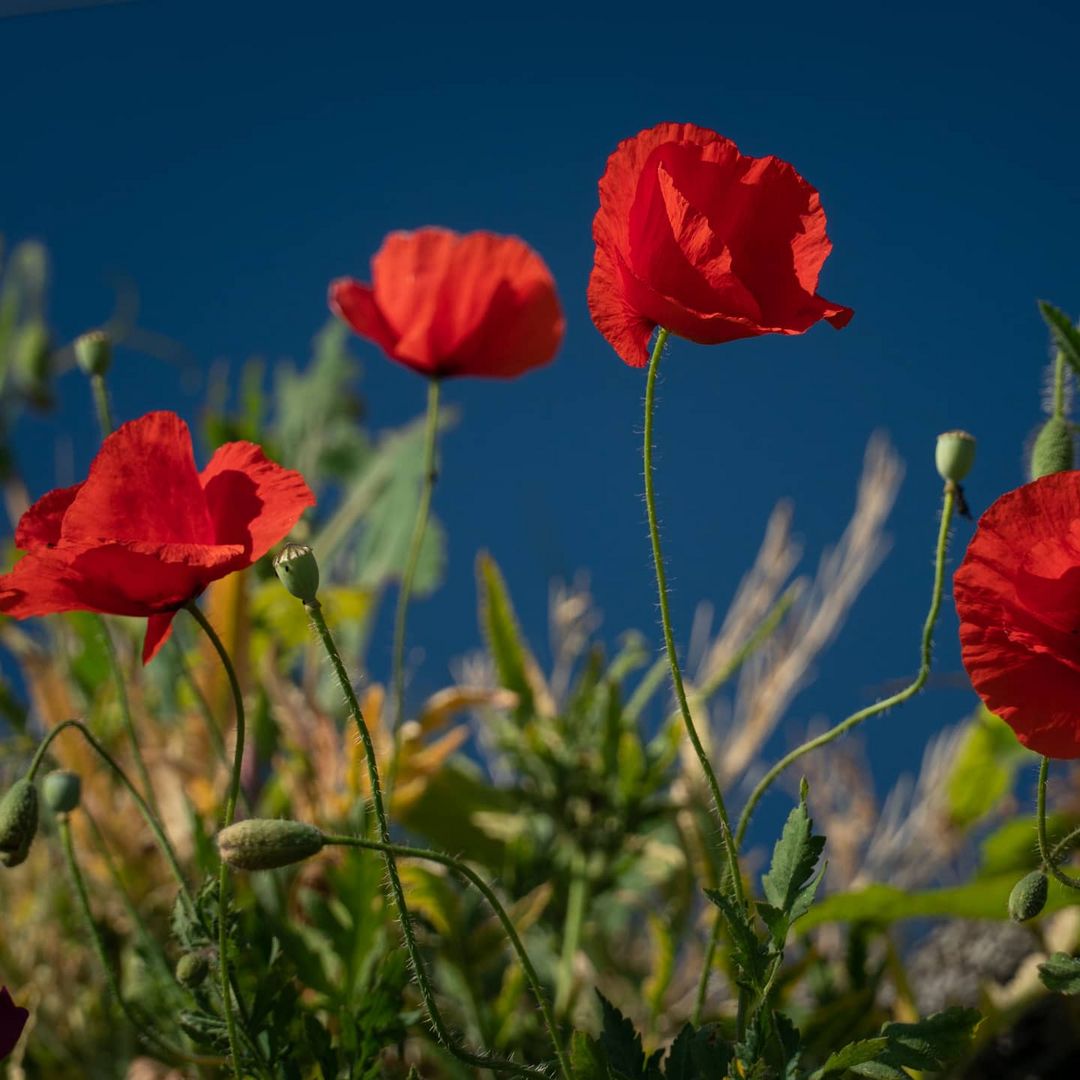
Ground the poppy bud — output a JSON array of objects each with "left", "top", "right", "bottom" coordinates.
[
  {"left": 935, "top": 430, "right": 976, "bottom": 484},
  {"left": 1008, "top": 870, "right": 1048, "bottom": 922},
  {"left": 0, "top": 779, "right": 39, "bottom": 868},
  {"left": 12, "top": 323, "right": 52, "bottom": 407},
  {"left": 1030, "top": 416, "right": 1074, "bottom": 480},
  {"left": 273, "top": 543, "right": 320, "bottom": 603},
  {"left": 74, "top": 330, "right": 112, "bottom": 377},
  {"left": 175, "top": 951, "right": 210, "bottom": 988},
  {"left": 42, "top": 770, "right": 81, "bottom": 814},
  {"left": 216, "top": 818, "right": 325, "bottom": 871}
]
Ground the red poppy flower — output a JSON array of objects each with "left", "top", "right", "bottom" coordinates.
[
  {"left": 954, "top": 471, "right": 1080, "bottom": 758},
  {"left": 588, "top": 122, "right": 854, "bottom": 367},
  {"left": 0, "top": 411, "right": 314, "bottom": 664},
  {"left": 329, "top": 228, "right": 564, "bottom": 379},
  {"left": 0, "top": 987, "right": 28, "bottom": 1061}
]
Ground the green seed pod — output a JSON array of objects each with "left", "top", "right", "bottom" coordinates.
[
  {"left": 273, "top": 542, "right": 320, "bottom": 603},
  {"left": 175, "top": 951, "right": 210, "bottom": 988},
  {"left": 74, "top": 330, "right": 112, "bottom": 377},
  {"left": 1030, "top": 416, "right": 1075, "bottom": 480},
  {"left": 42, "top": 770, "right": 81, "bottom": 814},
  {"left": 935, "top": 430, "right": 977, "bottom": 483},
  {"left": 0, "top": 779, "right": 39, "bottom": 868},
  {"left": 1008, "top": 870, "right": 1049, "bottom": 923},
  {"left": 216, "top": 818, "right": 325, "bottom": 871}
]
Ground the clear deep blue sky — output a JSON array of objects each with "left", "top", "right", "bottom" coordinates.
[{"left": 4, "top": 0, "right": 1080, "bottom": 810}]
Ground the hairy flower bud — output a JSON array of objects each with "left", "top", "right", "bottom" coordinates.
[
  {"left": 216, "top": 818, "right": 325, "bottom": 871},
  {"left": 74, "top": 330, "right": 112, "bottom": 377},
  {"left": 1008, "top": 870, "right": 1049, "bottom": 922},
  {"left": 273, "top": 542, "right": 320, "bottom": 603},
  {"left": 0, "top": 779, "right": 39, "bottom": 868},
  {"left": 175, "top": 952, "right": 210, "bottom": 988},
  {"left": 42, "top": 770, "right": 81, "bottom": 814},
  {"left": 1030, "top": 416, "right": 1074, "bottom": 480},
  {"left": 935, "top": 430, "right": 976, "bottom": 484}
]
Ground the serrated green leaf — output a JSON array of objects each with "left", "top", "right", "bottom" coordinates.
[
  {"left": 1040, "top": 301, "right": 1080, "bottom": 379},
  {"left": 570, "top": 1030, "right": 610, "bottom": 1080},
  {"left": 813, "top": 1036, "right": 891, "bottom": 1077},
  {"left": 704, "top": 888, "right": 767, "bottom": 990},
  {"left": 477, "top": 551, "right": 540, "bottom": 717},
  {"left": 762, "top": 800, "right": 826, "bottom": 917},
  {"left": 597, "top": 993, "right": 659, "bottom": 1080},
  {"left": 879, "top": 1007, "right": 981, "bottom": 1070},
  {"left": 663, "top": 1023, "right": 732, "bottom": 1079},
  {"left": 1038, "top": 952, "right": 1080, "bottom": 994}
]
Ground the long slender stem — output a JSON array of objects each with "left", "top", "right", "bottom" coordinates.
[
  {"left": 185, "top": 602, "right": 246, "bottom": 1080},
  {"left": 304, "top": 599, "right": 546, "bottom": 1078},
  {"left": 643, "top": 330, "right": 746, "bottom": 910},
  {"left": 27, "top": 718, "right": 193, "bottom": 911},
  {"left": 554, "top": 851, "right": 588, "bottom": 1021},
  {"left": 733, "top": 485, "right": 955, "bottom": 849},
  {"left": 96, "top": 614, "right": 160, "bottom": 816},
  {"left": 90, "top": 372, "right": 115, "bottom": 440},
  {"left": 390, "top": 378, "right": 441, "bottom": 740},
  {"left": 1037, "top": 756, "right": 1080, "bottom": 890},
  {"left": 325, "top": 834, "right": 570, "bottom": 1079},
  {"left": 170, "top": 635, "right": 227, "bottom": 766},
  {"left": 58, "top": 816, "right": 220, "bottom": 1066},
  {"left": 1053, "top": 349, "right": 1067, "bottom": 421}
]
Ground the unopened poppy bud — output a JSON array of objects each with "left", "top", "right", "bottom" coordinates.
[
  {"left": 935, "top": 430, "right": 976, "bottom": 484},
  {"left": 1030, "top": 416, "right": 1074, "bottom": 480},
  {"left": 12, "top": 323, "right": 52, "bottom": 407},
  {"left": 175, "top": 951, "right": 210, "bottom": 988},
  {"left": 1008, "top": 870, "right": 1048, "bottom": 922},
  {"left": 216, "top": 818, "right": 325, "bottom": 871},
  {"left": 0, "top": 779, "right": 39, "bottom": 868},
  {"left": 42, "top": 770, "right": 81, "bottom": 814},
  {"left": 74, "top": 330, "right": 112, "bottom": 377},
  {"left": 273, "top": 543, "right": 319, "bottom": 603}
]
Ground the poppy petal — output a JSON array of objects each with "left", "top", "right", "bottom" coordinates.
[
  {"left": 200, "top": 442, "right": 316, "bottom": 561},
  {"left": 143, "top": 612, "right": 177, "bottom": 665},
  {"left": 14, "top": 481, "right": 83, "bottom": 549},
  {"left": 329, "top": 278, "right": 401, "bottom": 358},
  {"left": 61, "top": 412, "right": 215, "bottom": 546}
]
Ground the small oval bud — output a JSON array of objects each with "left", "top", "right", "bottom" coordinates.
[
  {"left": 216, "top": 819, "right": 325, "bottom": 871},
  {"left": 273, "top": 543, "right": 320, "bottom": 603},
  {"left": 42, "top": 770, "right": 81, "bottom": 814},
  {"left": 0, "top": 779, "right": 39, "bottom": 868},
  {"left": 74, "top": 330, "right": 112, "bottom": 377},
  {"left": 1008, "top": 870, "right": 1049, "bottom": 922},
  {"left": 1030, "top": 416, "right": 1074, "bottom": 480},
  {"left": 175, "top": 951, "right": 210, "bottom": 988},
  {"left": 935, "top": 430, "right": 977, "bottom": 483}
]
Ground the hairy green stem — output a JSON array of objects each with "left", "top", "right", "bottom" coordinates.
[
  {"left": 185, "top": 603, "right": 246, "bottom": 1080},
  {"left": 1037, "top": 757, "right": 1080, "bottom": 890},
  {"left": 1053, "top": 349, "right": 1067, "bottom": 421},
  {"left": 391, "top": 378, "right": 441, "bottom": 742},
  {"left": 643, "top": 330, "right": 746, "bottom": 906},
  {"left": 734, "top": 485, "right": 956, "bottom": 849},
  {"left": 58, "top": 815, "right": 219, "bottom": 1066},
  {"left": 28, "top": 718, "right": 193, "bottom": 911},
  {"left": 304, "top": 598, "right": 547, "bottom": 1078},
  {"left": 325, "top": 834, "right": 570, "bottom": 1079}
]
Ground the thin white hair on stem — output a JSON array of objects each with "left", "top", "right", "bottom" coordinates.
[{"left": 718, "top": 431, "right": 903, "bottom": 783}]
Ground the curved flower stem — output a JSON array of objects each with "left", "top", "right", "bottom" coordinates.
[
  {"left": 185, "top": 602, "right": 246, "bottom": 1080},
  {"left": 390, "top": 378, "right": 441, "bottom": 746},
  {"left": 95, "top": 614, "right": 160, "bottom": 816},
  {"left": 1051, "top": 822, "right": 1080, "bottom": 865},
  {"left": 58, "top": 815, "right": 222, "bottom": 1067},
  {"left": 324, "top": 833, "right": 571, "bottom": 1080},
  {"left": 27, "top": 718, "right": 194, "bottom": 912},
  {"left": 1037, "top": 756, "right": 1080, "bottom": 890},
  {"left": 304, "top": 598, "right": 547, "bottom": 1078},
  {"left": 554, "top": 851, "right": 588, "bottom": 1021},
  {"left": 643, "top": 330, "right": 746, "bottom": 908},
  {"left": 170, "top": 635, "right": 228, "bottom": 767}
]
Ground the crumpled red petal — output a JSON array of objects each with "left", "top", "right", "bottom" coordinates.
[{"left": 14, "top": 481, "right": 83, "bottom": 549}]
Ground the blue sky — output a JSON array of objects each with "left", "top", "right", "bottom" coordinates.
[{"left": 4, "top": 0, "right": 1080, "bottom": 824}]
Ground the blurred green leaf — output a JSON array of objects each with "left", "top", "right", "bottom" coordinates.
[
  {"left": 1039, "top": 301, "right": 1080, "bottom": 380},
  {"left": 1038, "top": 952, "right": 1080, "bottom": 994},
  {"left": 477, "top": 551, "right": 540, "bottom": 718},
  {"left": 945, "top": 707, "right": 1029, "bottom": 829}
]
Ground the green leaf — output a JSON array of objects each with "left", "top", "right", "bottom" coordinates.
[
  {"left": 596, "top": 993, "right": 662, "bottom": 1080},
  {"left": 945, "top": 707, "right": 1029, "bottom": 829},
  {"left": 704, "top": 888, "right": 767, "bottom": 990},
  {"left": 477, "top": 551, "right": 542, "bottom": 718},
  {"left": 762, "top": 799, "right": 826, "bottom": 913},
  {"left": 814, "top": 1037, "right": 891, "bottom": 1077},
  {"left": 800, "top": 873, "right": 1076, "bottom": 930},
  {"left": 1039, "top": 301, "right": 1080, "bottom": 379},
  {"left": 1038, "top": 952, "right": 1080, "bottom": 994},
  {"left": 570, "top": 1031, "right": 609, "bottom": 1080},
  {"left": 663, "top": 1024, "right": 732, "bottom": 1079}
]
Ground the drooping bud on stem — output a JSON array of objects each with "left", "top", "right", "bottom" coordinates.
[
  {"left": 935, "top": 430, "right": 977, "bottom": 484},
  {"left": 74, "top": 330, "right": 112, "bottom": 377},
  {"left": 1008, "top": 870, "right": 1049, "bottom": 922},
  {"left": 0, "top": 779, "right": 39, "bottom": 868},
  {"left": 1030, "top": 416, "right": 1074, "bottom": 480},
  {"left": 216, "top": 818, "right": 325, "bottom": 871},
  {"left": 42, "top": 770, "right": 81, "bottom": 814},
  {"left": 273, "top": 542, "right": 320, "bottom": 603}
]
